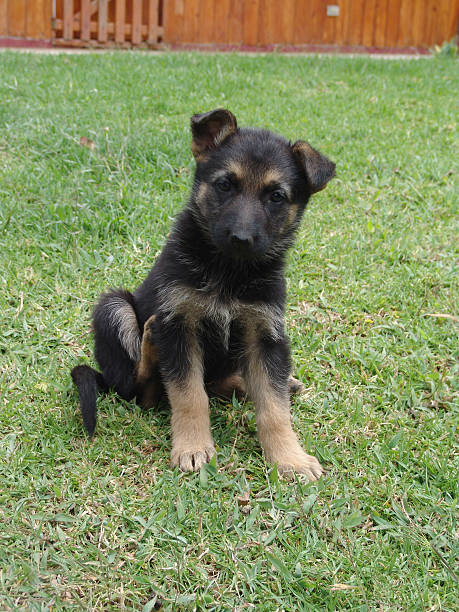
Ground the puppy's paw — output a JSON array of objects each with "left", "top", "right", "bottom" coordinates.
[
  {"left": 171, "top": 445, "right": 216, "bottom": 472},
  {"left": 143, "top": 314, "right": 157, "bottom": 342},
  {"left": 288, "top": 376, "right": 306, "bottom": 396},
  {"left": 275, "top": 451, "right": 323, "bottom": 482}
]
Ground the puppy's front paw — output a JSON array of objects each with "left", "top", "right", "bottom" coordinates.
[
  {"left": 275, "top": 451, "right": 323, "bottom": 482},
  {"left": 171, "top": 444, "right": 216, "bottom": 472}
]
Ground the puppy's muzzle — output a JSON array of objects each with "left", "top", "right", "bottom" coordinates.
[{"left": 227, "top": 228, "right": 260, "bottom": 257}]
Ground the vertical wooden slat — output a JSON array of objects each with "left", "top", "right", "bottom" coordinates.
[
  {"left": 243, "top": 0, "right": 259, "bottom": 46},
  {"left": 228, "top": 0, "right": 243, "bottom": 44},
  {"left": 433, "top": 0, "right": 450, "bottom": 45},
  {"left": 335, "top": 0, "right": 347, "bottom": 46},
  {"left": 115, "top": 0, "right": 125, "bottom": 43},
  {"left": 362, "top": 0, "right": 377, "bottom": 46},
  {"left": 384, "top": 0, "right": 401, "bottom": 47},
  {"left": 374, "top": 0, "right": 388, "bottom": 48},
  {"left": 397, "top": 0, "right": 412, "bottom": 47},
  {"left": 281, "top": 0, "right": 295, "bottom": 43},
  {"left": 446, "top": 0, "right": 459, "bottom": 44},
  {"left": 346, "top": 0, "right": 365, "bottom": 46},
  {"left": 0, "top": 0, "right": 7, "bottom": 36},
  {"left": 182, "top": 0, "right": 195, "bottom": 42},
  {"left": 214, "top": 0, "right": 230, "bottom": 44},
  {"left": 25, "top": 0, "right": 51, "bottom": 38},
  {"left": 187, "top": 0, "right": 200, "bottom": 42},
  {"left": 312, "top": 0, "right": 325, "bottom": 44},
  {"left": 63, "top": 0, "right": 73, "bottom": 40},
  {"left": 8, "top": 0, "right": 26, "bottom": 36},
  {"left": 412, "top": 0, "right": 426, "bottom": 47},
  {"left": 132, "top": 0, "right": 142, "bottom": 44},
  {"left": 301, "top": 0, "right": 314, "bottom": 44},
  {"left": 98, "top": 0, "right": 108, "bottom": 42},
  {"left": 148, "top": 0, "right": 159, "bottom": 43},
  {"left": 199, "top": 0, "right": 215, "bottom": 43},
  {"left": 323, "top": 1, "right": 337, "bottom": 44},
  {"left": 267, "top": 0, "right": 283, "bottom": 45},
  {"left": 171, "top": 0, "right": 185, "bottom": 43},
  {"left": 81, "top": 0, "right": 90, "bottom": 41},
  {"left": 192, "top": 0, "right": 201, "bottom": 42}
]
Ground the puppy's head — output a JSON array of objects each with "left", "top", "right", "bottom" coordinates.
[{"left": 190, "top": 109, "right": 335, "bottom": 261}]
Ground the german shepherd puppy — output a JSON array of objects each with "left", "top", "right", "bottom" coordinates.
[{"left": 71, "top": 109, "right": 335, "bottom": 480}]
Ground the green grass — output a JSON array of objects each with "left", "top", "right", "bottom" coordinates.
[{"left": 0, "top": 50, "right": 457, "bottom": 611}]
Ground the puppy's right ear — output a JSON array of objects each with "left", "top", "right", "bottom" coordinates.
[{"left": 191, "top": 109, "right": 237, "bottom": 161}]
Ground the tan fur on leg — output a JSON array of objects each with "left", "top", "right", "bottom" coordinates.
[
  {"left": 245, "top": 343, "right": 322, "bottom": 481},
  {"left": 135, "top": 315, "right": 161, "bottom": 409},
  {"left": 166, "top": 340, "right": 215, "bottom": 472}
]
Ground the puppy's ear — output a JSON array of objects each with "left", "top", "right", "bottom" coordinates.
[
  {"left": 191, "top": 109, "right": 237, "bottom": 161},
  {"left": 292, "top": 141, "right": 336, "bottom": 193}
]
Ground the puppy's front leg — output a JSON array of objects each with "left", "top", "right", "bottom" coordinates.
[
  {"left": 159, "top": 319, "right": 215, "bottom": 472},
  {"left": 244, "top": 335, "right": 323, "bottom": 481}
]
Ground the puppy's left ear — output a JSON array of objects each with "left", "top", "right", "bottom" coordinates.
[
  {"left": 191, "top": 108, "right": 237, "bottom": 161},
  {"left": 292, "top": 141, "right": 336, "bottom": 193}
]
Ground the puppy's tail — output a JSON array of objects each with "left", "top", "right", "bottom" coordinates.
[{"left": 71, "top": 365, "right": 109, "bottom": 437}]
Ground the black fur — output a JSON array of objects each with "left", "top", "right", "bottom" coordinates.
[{"left": 71, "top": 109, "right": 335, "bottom": 439}]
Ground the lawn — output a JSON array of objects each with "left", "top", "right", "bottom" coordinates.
[{"left": 0, "top": 50, "right": 457, "bottom": 611}]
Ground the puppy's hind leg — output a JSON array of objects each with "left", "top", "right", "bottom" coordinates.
[
  {"left": 135, "top": 314, "right": 163, "bottom": 409},
  {"left": 92, "top": 288, "right": 140, "bottom": 402}
]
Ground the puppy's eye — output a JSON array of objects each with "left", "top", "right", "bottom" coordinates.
[
  {"left": 270, "top": 190, "right": 286, "bottom": 203},
  {"left": 216, "top": 178, "right": 232, "bottom": 192}
]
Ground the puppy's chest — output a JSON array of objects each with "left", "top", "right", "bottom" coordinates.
[{"left": 162, "top": 286, "right": 283, "bottom": 346}]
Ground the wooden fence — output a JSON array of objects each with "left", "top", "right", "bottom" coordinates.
[
  {"left": 0, "top": 0, "right": 52, "bottom": 39},
  {"left": 1, "top": 1, "right": 458, "bottom": 49},
  {"left": 52, "top": 0, "right": 163, "bottom": 47},
  {"left": 163, "top": 0, "right": 459, "bottom": 49}
]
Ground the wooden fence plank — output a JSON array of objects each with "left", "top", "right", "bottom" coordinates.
[
  {"left": 374, "top": 0, "right": 388, "bottom": 48},
  {"left": 81, "top": 0, "right": 91, "bottom": 41},
  {"left": 148, "top": 0, "right": 159, "bottom": 43},
  {"left": 199, "top": 0, "right": 215, "bottom": 43},
  {"left": 115, "top": 0, "right": 126, "bottom": 42},
  {"left": 334, "top": 0, "right": 347, "bottom": 46},
  {"left": 0, "top": 0, "right": 7, "bottom": 36},
  {"left": 323, "top": 1, "right": 337, "bottom": 44},
  {"left": 243, "top": 0, "right": 259, "bottom": 46},
  {"left": 98, "top": 0, "right": 108, "bottom": 42},
  {"left": 397, "top": 0, "right": 412, "bottom": 46},
  {"left": 132, "top": 0, "right": 142, "bottom": 43},
  {"left": 169, "top": 0, "right": 185, "bottom": 43},
  {"left": 362, "top": 0, "right": 376, "bottom": 46},
  {"left": 446, "top": 0, "right": 459, "bottom": 43},
  {"left": 8, "top": 0, "right": 26, "bottom": 37},
  {"left": 434, "top": 0, "right": 452, "bottom": 45},
  {"left": 63, "top": 0, "right": 73, "bottom": 40},
  {"left": 183, "top": 0, "right": 198, "bottom": 42},
  {"left": 347, "top": 0, "right": 365, "bottom": 46},
  {"left": 303, "top": 0, "right": 321, "bottom": 44},
  {"left": 25, "top": 0, "right": 51, "bottom": 38},
  {"left": 384, "top": 0, "right": 401, "bottom": 47},
  {"left": 292, "top": 0, "right": 307, "bottom": 44},
  {"left": 281, "top": 0, "right": 295, "bottom": 43},
  {"left": 214, "top": 0, "right": 230, "bottom": 44},
  {"left": 411, "top": 0, "right": 426, "bottom": 47},
  {"left": 228, "top": 0, "right": 243, "bottom": 43}
]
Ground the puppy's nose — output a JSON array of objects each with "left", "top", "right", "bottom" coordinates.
[{"left": 230, "top": 232, "right": 254, "bottom": 247}]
